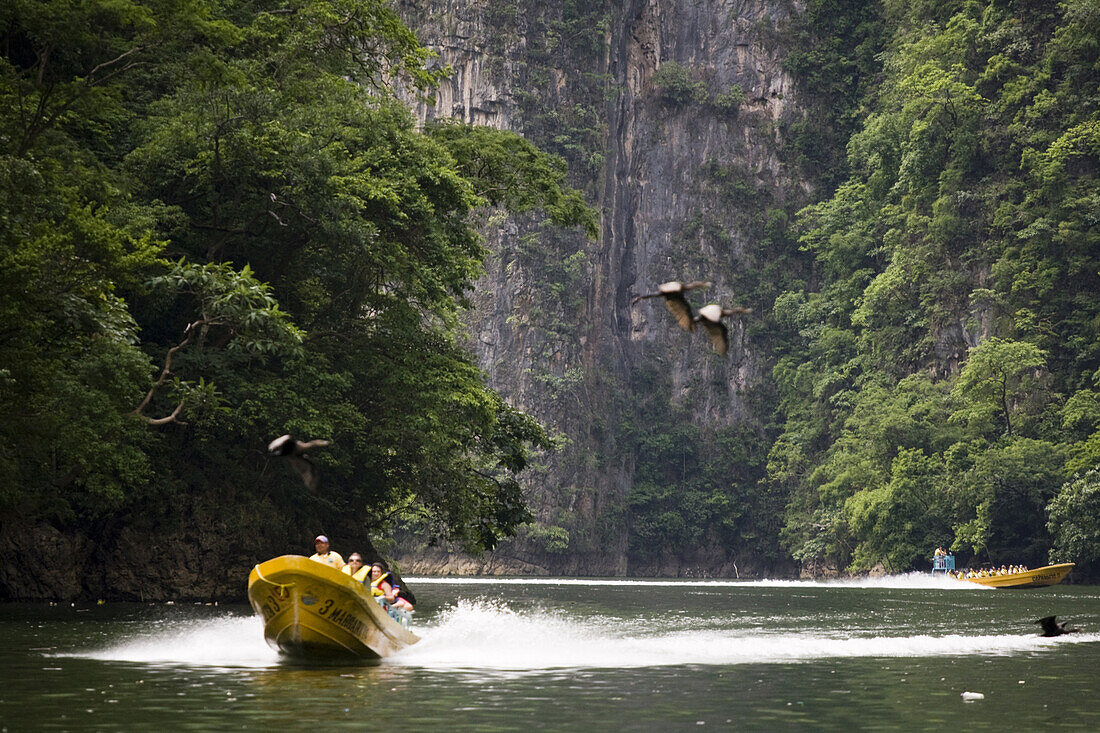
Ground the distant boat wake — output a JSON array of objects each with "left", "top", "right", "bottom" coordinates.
[
  {"left": 407, "top": 572, "right": 981, "bottom": 590},
  {"left": 391, "top": 600, "right": 1097, "bottom": 673},
  {"left": 57, "top": 599, "right": 1095, "bottom": 672}
]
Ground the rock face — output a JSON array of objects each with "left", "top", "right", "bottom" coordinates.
[
  {"left": 397, "top": 0, "right": 805, "bottom": 577},
  {"left": 0, "top": 511, "right": 385, "bottom": 602},
  {"left": 0, "top": 517, "right": 253, "bottom": 602}
]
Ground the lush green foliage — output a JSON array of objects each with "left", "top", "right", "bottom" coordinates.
[
  {"left": 651, "top": 61, "right": 709, "bottom": 108},
  {"left": 5, "top": 0, "right": 1097, "bottom": 580},
  {"left": 1048, "top": 469, "right": 1100, "bottom": 575},
  {"left": 782, "top": 0, "right": 889, "bottom": 188},
  {"left": 773, "top": 0, "right": 1100, "bottom": 573},
  {"left": 620, "top": 364, "right": 773, "bottom": 563},
  {"left": 0, "top": 0, "right": 594, "bottom": 554},
  {"left": 427, "top": 122, "right": 599, "bottom": 239}
]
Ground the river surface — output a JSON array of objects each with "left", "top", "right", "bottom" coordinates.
[{"left": 2, "top": 574, "right": 1099, "bottom": 730}]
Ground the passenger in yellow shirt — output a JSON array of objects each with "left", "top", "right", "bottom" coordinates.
[
  {"left": 309, "top": 535, "right": 344, "bottom": 570},
  {"left": 341, "top": 553, "right": 370, "bottom": 582}
]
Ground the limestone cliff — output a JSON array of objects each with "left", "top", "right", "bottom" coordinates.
[{"left": 395, "top": 0, "right": 807, "bottom": 577}]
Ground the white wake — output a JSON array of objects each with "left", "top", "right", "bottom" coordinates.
[
  {"left": 406, "top": 572, "right": 979, "bottom": 590},
  {"left": 59, "top": 616, "right": 279, "bottom": 668},
  {"left": 56, "top": 599, "right": 1095, "bottom": 671},
  {"left": 389, "top": 599, "right": 1097, "bottom": 672}
]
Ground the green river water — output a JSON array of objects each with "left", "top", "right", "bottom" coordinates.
[{"left": 1, "top": 574, "right": 1098, "bottom": 731}]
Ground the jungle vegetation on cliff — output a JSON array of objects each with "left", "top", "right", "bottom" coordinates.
[
  {"left": 0, "top": 0, "right": 594, "bottom": 598},
  {"left": 408, "top": 0, "right": 1100, "bottom": 581},
  {"left": 3, "top": 0, "right": 1099, "bottom": 595},
  {"left": 771, "top": 0, "right": 1100, "bottom": 577}
]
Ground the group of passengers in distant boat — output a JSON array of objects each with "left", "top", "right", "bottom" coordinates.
[
  {"left": 948, "top": 565, "right": 1029, "bottom": 580},
  {"left": 308, "top": 535, "right": 414, "bottom": 611},
  {"left": 932, "top": 547, "right": 1028, "bottom": 579}
]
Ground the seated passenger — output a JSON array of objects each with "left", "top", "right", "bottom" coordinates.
[
  {"left": 368, "top": 561, "right": 414, "bottom": 611},
  {"left": 309, "top": 535, "right": 344, "bottom": 569},
  {"left": 342, "top": 553, "right": 369, "bottom": 582},
  {"left": 369, "top": 562, "right": 392, "bottom": 602},
  {"left": 389, "top": 581, "right": 415, "bottom": 612}
]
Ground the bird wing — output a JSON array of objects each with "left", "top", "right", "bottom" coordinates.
[
  {"left": 663, "top": 294, "right": 696, "bottom": 331},
  {"left": 700, "top": 319, "right": 729, "bottom": 355},
  {"left": 1035, "top": 616, "right": 1059, "bottom": 636},
  {"left": 268, "top": 434, "right": 292, "bottom": 454},
  {"left": 696, "top": 303, "right": 722, "bottom": 322}
]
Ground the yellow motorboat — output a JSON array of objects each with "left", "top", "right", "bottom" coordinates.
[
  {"left": 247, "top": 555, "right": 419, "bottom": 661},
  {"left": 956, "top": 562, "right": 1075, "bottom": 588}
]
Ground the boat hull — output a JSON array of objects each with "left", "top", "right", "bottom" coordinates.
[
  {"left": 957, "top": 562, "right": 1075, "bottom": 588},
  {"left": 247, "top": 555, "right": 419, "bottom": 662}
]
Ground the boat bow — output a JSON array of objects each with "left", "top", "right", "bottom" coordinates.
[{"left": 248, "top": 555, "right": 419, "bottom": 661}]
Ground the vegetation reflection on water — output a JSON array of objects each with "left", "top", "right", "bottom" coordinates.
[{"left": 2, "top": 577, "right": 1099, "bottom": 730}]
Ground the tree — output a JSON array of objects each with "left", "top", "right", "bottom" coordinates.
[
  {"left": 650, "top": 61, "right": 707, "bottom": 108},
  {"left": 845, "top": 448, "right": 948, "bottom": 572},
  {"left": 950, "top": 437, "right": 1065, "bottom": 565},
  {"left": 132, "top": 261, "right": 304, "bottom": 425},
  {"left": 426, "top": 122, "right": 599, "bottom": 239},
  {"left": 950, "top": 338, "right": 1046, "bottom": 437},
  {"left": 1048, "top": 469, "right": 1100, "bottom": 575},
  {"left": 0, "top": 0, "right": 595, "bottom": 569}
]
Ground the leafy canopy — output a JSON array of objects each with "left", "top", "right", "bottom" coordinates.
[{"left": 0, "top": 0, "right": 594, "bottom": 554}]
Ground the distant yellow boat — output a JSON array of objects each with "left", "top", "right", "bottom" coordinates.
[
  {"left": 956, "top": 562, "right": 1075, "bottom": 588},
  {"left": 247, "top": 555, "right": 419, "bottom": 661}
]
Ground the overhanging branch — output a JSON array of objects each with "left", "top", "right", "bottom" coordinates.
[{"left": 130, "top": 319, "right": 202, "bottom": 422}]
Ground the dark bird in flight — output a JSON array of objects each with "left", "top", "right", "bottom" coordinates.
[
  {"left": 632, "top": 280, "right": 712, "bottom": 332},
  {"left": 1034, "top": 615, "right": 1080, "bottom": 637},
  {"left": 268, "top": 434, "right": 330, "bottom": 491},
  {"left": 693, "top": 303, "right": 753, "bottom": 356}
]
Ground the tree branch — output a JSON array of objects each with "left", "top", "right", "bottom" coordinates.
[
  {"left": 84, "top": 45, "right": 146, "bottom": 82},
  {"left": 141, "top": 399, "right": 187, "bottom": 426},
  {"left": 130, "top": 319, "right": 202, "bottom": 418}
]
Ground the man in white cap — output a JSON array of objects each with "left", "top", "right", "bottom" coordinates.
[{"left": 309, "top": 535, "right": 344, "bottom": 569}]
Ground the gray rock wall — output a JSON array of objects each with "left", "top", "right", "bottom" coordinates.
[{"left": 396, "top": 0, "right": 806, "bottom": 577}]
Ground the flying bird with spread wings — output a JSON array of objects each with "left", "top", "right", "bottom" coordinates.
[
  {"left": 1034, "top": 615, "right": 1080, "bottom": 637},
  {"left": 268, "top": 434, "right": 330, "bottom": 491},
  {"left": 693, "top": 303, "right": 753, "bottom": 356},
  {"left": 631, "top": 280, "right": 712, "bottom": 332}
]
